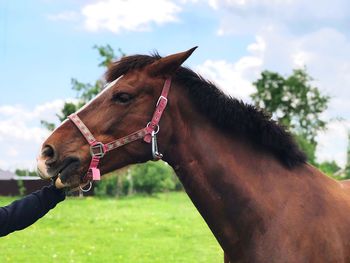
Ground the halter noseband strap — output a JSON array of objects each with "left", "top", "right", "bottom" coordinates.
[{"left": 68, "top": 78, "right": 171, "bottom": 185}]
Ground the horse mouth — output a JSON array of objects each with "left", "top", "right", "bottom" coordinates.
[
  {"left": 51, "top": 157, "right": 81, "bottom": 184},
  {"left": 37, "top": 156, "right": 81, "bottom": 183}
]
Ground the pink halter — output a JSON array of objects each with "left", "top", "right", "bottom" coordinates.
[{"left": 68, "top": 78, "right": 171, "bottom": 187}]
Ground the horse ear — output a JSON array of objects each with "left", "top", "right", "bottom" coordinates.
[{"left": 148, "top": 46, "right": 198, "bottom": 76}]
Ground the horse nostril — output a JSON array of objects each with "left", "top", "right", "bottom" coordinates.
[{"left": 42, "top": 145, "right": 57, "bottom": 165}]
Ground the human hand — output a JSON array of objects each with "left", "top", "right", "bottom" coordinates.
[
  {"left": 54, "top": 176, "right": 66, "bottom": 189},
  {"left": 53, "top": 175, "right": 91, "bottom": 192}
]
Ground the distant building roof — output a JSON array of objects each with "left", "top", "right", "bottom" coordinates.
[{"left": 0, "top": 169, "right": 16, "bottom": 180}]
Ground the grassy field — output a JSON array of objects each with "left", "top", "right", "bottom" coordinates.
[{"left": 0, "top": 192, "right": 222, "bottom": 262}]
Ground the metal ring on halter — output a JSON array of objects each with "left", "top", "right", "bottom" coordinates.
[
  {"left": 79, "top": 181, "right": 92, "bottom": 192},
  {"left": 146, "top": 122, "right": 160, "bottom": 134}
]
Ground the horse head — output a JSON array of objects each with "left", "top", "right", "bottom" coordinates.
[{"left": 37, "top": 47, "right": 197, "bottom": 188}]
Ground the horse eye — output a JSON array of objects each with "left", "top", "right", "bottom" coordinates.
[{"left": 112, "top": 92, "right": 133, "bottom": 104}]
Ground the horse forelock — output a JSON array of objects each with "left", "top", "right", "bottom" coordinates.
[{"left": 106, "top": 54, "right": 160, "bottom": 83}]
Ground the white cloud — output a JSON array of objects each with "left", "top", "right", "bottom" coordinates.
[
  {"left": 0, "top": 100, "right": 66, "bottom": 171},
  {"left": 196, "top": 59, "right": 260, "bottom": 100},
  {"left": 82, "top": 0, "right": 181, "bottom": 33},
  {"left": 28, "top": 0, "right": 350, "bottom": 168},
  {"left": 214, "top": 25, "right": 350, "bottom": 109},
  {"left": 179, "top": 0, "right": 200, "bottom": 3},
  {"left": 48, "top": 0, "right": 182, "bottom": 33},
  {"left": 208, "top": 0, "right": 350, "bottom": 36},
  {"left": 196, "top": 24, "right": 350, "bottom": 166},
  {"left": 251, "top": 27, "right": 350, "bottom": 122},
  {"left": 316, "top": 120, "right": 350, "bottom": 167},
  {"left": 195, "top": 36, "right": 264, "bottom": 100}
]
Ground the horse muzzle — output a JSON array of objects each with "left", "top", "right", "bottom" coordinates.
[
  {"left": 37, "top": 144, "right": 57, "bottom": 179},
  {"left": 37, "top": 144, "right": 81, "bottom": 183}
]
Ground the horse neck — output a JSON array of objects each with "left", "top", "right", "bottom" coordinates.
[{"left": 162, "top": 91, "right": 307, "bottom": 259}]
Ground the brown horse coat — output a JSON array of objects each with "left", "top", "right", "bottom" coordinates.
[{"left": 37, "top": 48, "right": 350, "bottom": 262}]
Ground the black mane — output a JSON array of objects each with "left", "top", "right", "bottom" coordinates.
[{"left": 106, "top": 53, "right": 307, "bottom": 168}]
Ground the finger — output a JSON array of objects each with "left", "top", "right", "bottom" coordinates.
[{"left": 55, "top": 176, "right": 66, "bottom": 189}]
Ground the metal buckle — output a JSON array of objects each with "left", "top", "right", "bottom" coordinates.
[
  {"left": 90, "top": 142, "right": 105, "bottom": 158},
  {"left": 151, "top": 131, "right": 163, "bottom": 160},
  {"left": 156, "top": 96, "right": 167, "bottom": 107}
]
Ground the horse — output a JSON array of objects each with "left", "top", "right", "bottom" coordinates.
[{"left": 37, "top": 47, "right": 350, "bottom": 263}]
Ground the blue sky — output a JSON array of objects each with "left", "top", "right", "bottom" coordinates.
[
  {"left": 0, "top": 0, "right": 350, "bottom": 170},
  {"left": 0, "top": 0, "right": 251, "bottom": 106}
]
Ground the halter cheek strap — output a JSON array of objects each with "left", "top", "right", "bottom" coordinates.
[
  {"left": 68, "top": 78, "right": 171, "bottom": 184},
  {"left": 144, "top": 78, "right": 170, "bottom": 143}
]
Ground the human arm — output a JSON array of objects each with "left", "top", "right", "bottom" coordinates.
[{"left": 0, "top": 184, "right": 65, "bottom": 237}]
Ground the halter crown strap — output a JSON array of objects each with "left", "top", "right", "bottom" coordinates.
[
  {"left": 68, "top": 77, "right": 172, "bottom": 183},
  {"left": 144, "top": 78, "right": 171, "bottom": 143}
]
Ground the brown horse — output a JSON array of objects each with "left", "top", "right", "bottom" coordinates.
[{"left": 37, "top": 48, "right": 350, "bottom": 263}]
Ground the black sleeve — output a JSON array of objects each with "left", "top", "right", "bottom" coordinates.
[{"left": 0, "top": 185, "right": 66, "bottom": 237}]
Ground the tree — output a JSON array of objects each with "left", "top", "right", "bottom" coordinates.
[
  {"left": 94, "top": 162, "right": 180, "bottom": 197},
  {"left": 42, "top": 45, "right": 123, "bottom": 128},
  {"left": 318, "top": 161, "right": 341, "bottom": 178},
  {"left": 40, "top": 120, "right": 55, "bottom": 131},
  {"left": 58, "top": 44, "right": 121, "bottom": 121},
  {"left": 294, "top": 134, "right": 317, "bottom": 164},
  {"left": 131, "top": 161, "right": 176, "bottom": 195},
  {"left": 343, "top": 130, "right": 350, "bottom": 179},
  {"left": 15, "top": 169, "right": 37, "bottom": 177},
  {"left": 251, "top": 68, "right": 330, "bottom": 164}
]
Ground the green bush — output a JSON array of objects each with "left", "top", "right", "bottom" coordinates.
[
  {"left": 95, "top": 161, "right": 181, "bottom": 196},
  {"left": 94, "top": 174, "right": 117, "bottom": 197},
  {"left": 317, "top": 160, "right": 344, "bottom": 180},
  {"left": 94, "top": 169, "right": 129, "bottom": 197},
  {"left": 131, "top": 161, "right": 176, "bottom": 195},
  {"left": 16, "top": 179, "right": 26, "bottom": 196}
]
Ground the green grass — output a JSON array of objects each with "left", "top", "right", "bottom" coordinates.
[{"left": 0, "top": 192, "right": 222, "bottom": 262}]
